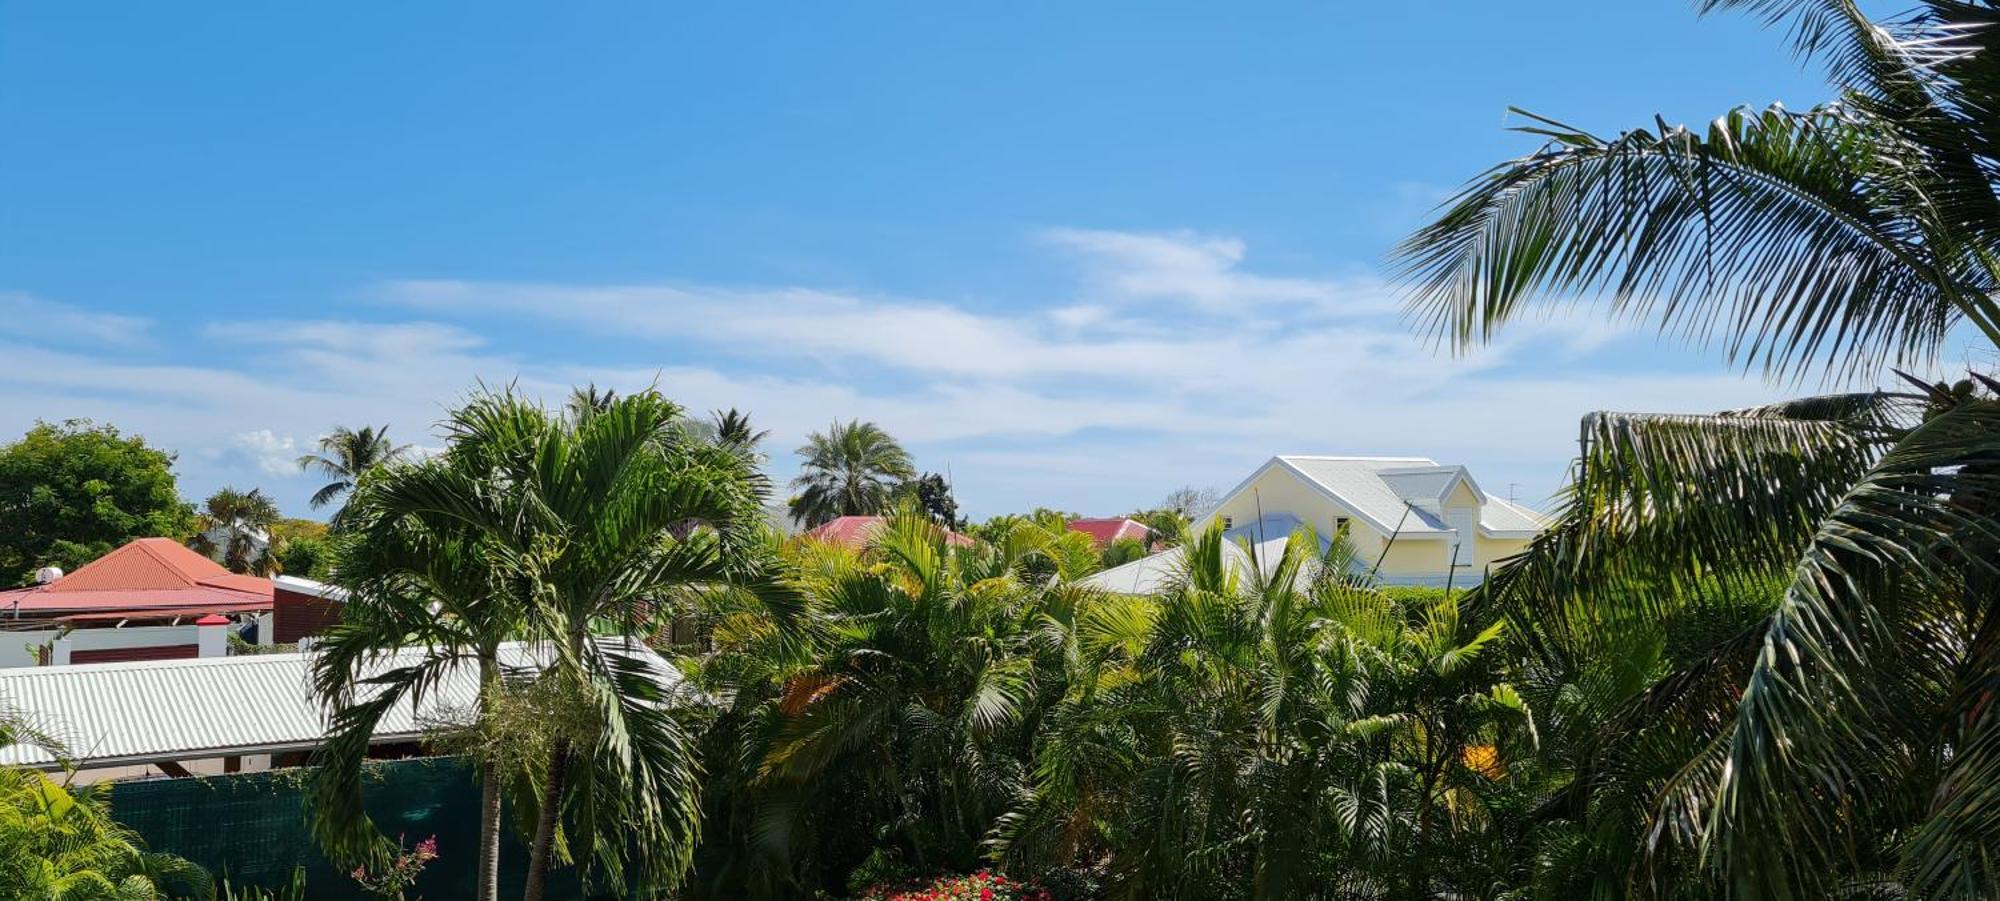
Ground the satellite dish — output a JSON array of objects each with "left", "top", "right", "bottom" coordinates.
[{"left": 33, "top": 566, "right": 63, "bottom": 585}]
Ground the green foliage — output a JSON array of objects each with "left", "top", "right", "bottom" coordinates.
[
  {"left": 995, "top": 523, "right": 1534, "bottom": 900},
  {"left": 272, "top": 535, "right": 331, "bottom": 580},
  {"left": 296, "top": 424, "right": 410, "bottom": 519},
  {"left": 1097, "top": 536, "right": 1149, "bottom": 569},
  {"left": 216, "top": 867, "right": 307, "bottom": 901},
  {"left": 0, "top": 420, "right": 194, "bottom": 584},
  {"left": 859, "top": 869, "right": 1053, "bottom": 901},
  {"left": 315, "top": 385, "right": 794, "bottom": 900},
  {"left": 788, "top": 420, "right": 918, "bottom": 528},
  {"left": 0, "top": 768, "right": 210, "bottom": 900},
  {"left": 896, "top": 472, "right": 962, "bottom": 529},
  {"left": 691, "top": 508, "right": 1080, "bottom": 897},
  {"left": 188, "top": 487, "right": 282, "bottom": 575},
  {"left": 1390, "top": 1, "right": 2000, "bottom": 895}
]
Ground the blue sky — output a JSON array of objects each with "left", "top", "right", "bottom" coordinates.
[{"left": 1, "top": 2, "right": 1853, "bottom": 519}]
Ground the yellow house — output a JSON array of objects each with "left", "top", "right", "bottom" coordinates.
[{"left": 1082, "top": 455, "right": 1545, "bottom": 593}]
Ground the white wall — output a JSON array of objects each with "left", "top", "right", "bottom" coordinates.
[{"left": 0, "top": 625, "right": 200, "bottom": 668}]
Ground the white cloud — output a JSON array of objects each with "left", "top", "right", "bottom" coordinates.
[
  {"left": 0, "top": 228, "right": 1801, "bottom": 519},
  {"left": 1037, "top": 227, "right": 1398, "bottom": 316},
  {"left": 233, "top": 429, "right": 301, "bottom": 476},
  {"left": 0, "top": 293, "right": 152, "bottom": 346}
]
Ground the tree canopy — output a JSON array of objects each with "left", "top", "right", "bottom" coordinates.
[
  {"left": 0, "top": 420, "right": 193, "bottom": 584},
  {"left": 788, "top": 420, "right": 918, "bottom": 528}
]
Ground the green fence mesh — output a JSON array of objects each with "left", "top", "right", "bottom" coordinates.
[{"left": 107, "top": 757, "right": 590, "bottom": 899}]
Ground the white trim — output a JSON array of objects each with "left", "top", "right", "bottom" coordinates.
[{"left": 272, "top": 575, "right": 348, "bottom": 602}]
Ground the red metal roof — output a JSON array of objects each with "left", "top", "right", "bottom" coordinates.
[
  {"left": 800, "top": 516, "right": 976, "bottom": 549},
  {"left": 0, "top": 538, "right": 273, "bottom": 618},
  {"left": 1067, "top": 517, "right": 1155, "bottom": 549}
]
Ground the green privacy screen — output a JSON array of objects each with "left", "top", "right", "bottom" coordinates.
[{"left": 107, "top": 757, "right": 592, "bottom": 899}]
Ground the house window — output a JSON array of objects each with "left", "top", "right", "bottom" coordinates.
[
  {"left": 1221, "top": 516, "right": 1233, "bottom": 530},
  {"left": 1334, "top": 517, "right": 1350, "bottom": 536}
]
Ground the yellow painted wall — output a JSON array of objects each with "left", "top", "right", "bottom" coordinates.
[
  {"left": 1201, "top": 463, "right": 1537, "bottom": 581},
  {"left": 1474, "top": 535, "right": 1533, "bottom": 569},
  {"left": 1205, "top": 465, "right": 1338, "bottom": 535}
]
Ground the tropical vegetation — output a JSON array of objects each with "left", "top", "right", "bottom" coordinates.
[
  {"left": 188, "top": 487, "right": 283, "bottom": 576},
  {"left": 295, "top": 424, "right": 410, "bottom": 519},
  {"left": 0, "top": 419, "right": 193, "bottom": 584},
  {"left": 0, "top": 710, "right": 209, "bottom": 900},
  {"left": 312, "top": 386, "right": 794, "bottom": 901},
  {"left": 789, "top": 420, "right": 919, "bottom": 528},
  {"left": 1389, "top": 0, "right": 2000, "bottom": 895}
]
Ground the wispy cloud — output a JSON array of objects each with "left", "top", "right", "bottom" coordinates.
[
  {"left": 0, "top": 228, "right": 1792, "bottom": 518},
  {"left": 1038, "top": 227, "right": 1395, "bottom": 315},
  {"left": 0, "top": 293, "right": 152, "bottom": 346}
]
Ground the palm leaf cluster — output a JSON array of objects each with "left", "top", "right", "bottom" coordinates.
[
  {"left": 311, "top": 386, "right": 792, "bottom": 900},
  {"left": 1392, "top": 1, "right": 2000, "bottom": 895},
  {"left": 0, "top": 711, "right": 207, "bottom": 901},
  {"left": 789, "top": 420, "right": 919, "bottom": 528},
  {"left": 994, "top": 526, "right": 1533, "bottom": 900},
  {"left": 691, "top": 509, "right": 1064, "bottom": 897}
]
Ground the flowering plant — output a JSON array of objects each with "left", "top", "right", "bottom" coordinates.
[
  {"left": 858, "top": 869, "right": 1052, "bottom": 901},
  {"left": 349, "top": 834, "right": 438, "bottom": 900}
]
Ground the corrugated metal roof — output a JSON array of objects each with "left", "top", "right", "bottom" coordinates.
[
  {"left": 1078, "top": 514, "right": 1328, "bottom": 594},
  {"left": 0, "top": 639, "right": 683, "bottom": 768},
  {"left": 0, "top": 538, "right": 273, "bottom": 617},
  {"left": 1066, "top": 518, "right": 1153, "bottom": 549}
]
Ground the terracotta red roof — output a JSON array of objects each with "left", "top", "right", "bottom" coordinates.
[
  {"left": 0, "top": 538, "right": 273, "bottom": 618},
  {"left": 800, "top": 516, "right": 975, "bottom": 549},
  {"left": 1067, "top": 517, "right": 1155, "bottom": 549}
]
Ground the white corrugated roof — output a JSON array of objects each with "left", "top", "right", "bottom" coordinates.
[
  {"left": 1079, "top": 514, "right": 1332, "bottom": 594},
  {"left": 0, "top": 639, "right": 683, "bottom": 768}
]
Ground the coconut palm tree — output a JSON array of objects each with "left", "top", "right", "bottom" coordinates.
[
  {"left": 297, "top": 425, "right": 411, "bottom": 515},
  {"left": 331, "top": 386, "right": 793, "bottom": 901},
  {"left": 1393, "top": 3, "right": 2000, "bottom": 895},
  {"left": 188, "top": 487, "right": 282, "bottom": 575},
  {"left": 787, "top": 421, "right": 917, "bottom": 528}
]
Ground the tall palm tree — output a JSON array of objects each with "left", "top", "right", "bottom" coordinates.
[
  {"left": 787, "top": 420, "right": 917, "bottom": 528},
  {"left": 297, "top": 425, "right": 410, "bottom": 514},
  {"left": 310, "top": 457, "right": 526, "bottom": 901},
  {"left": 1393, "top": 3, "right": 2000, "bottom": 895},
  {"left": 188, "top": 487, "right": 281, "bottom": 575},
  {"left": 339, "top": 386, "right": 793, "bottom": 900}
]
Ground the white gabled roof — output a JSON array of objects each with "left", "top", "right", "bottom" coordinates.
[
  {"left": 0, "top": 639, "right": 686, "bottom": 769},
  {"left": 1220, "top": 456, "right": 1546, "bottom": 539}
]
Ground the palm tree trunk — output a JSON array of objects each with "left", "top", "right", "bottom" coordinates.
[
  {"left": 523, "top": 739, "right": 571, "bottom": 901},
  {"left": 524, "top": 627, "right": 587, "bottom": 901},
  {"left": 475, "top": 652, "right": 503, "bottom": 901}
]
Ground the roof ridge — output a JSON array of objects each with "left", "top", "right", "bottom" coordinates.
[{"left": 1277, "top": 455, "right": 1437, "bottom": 462}]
